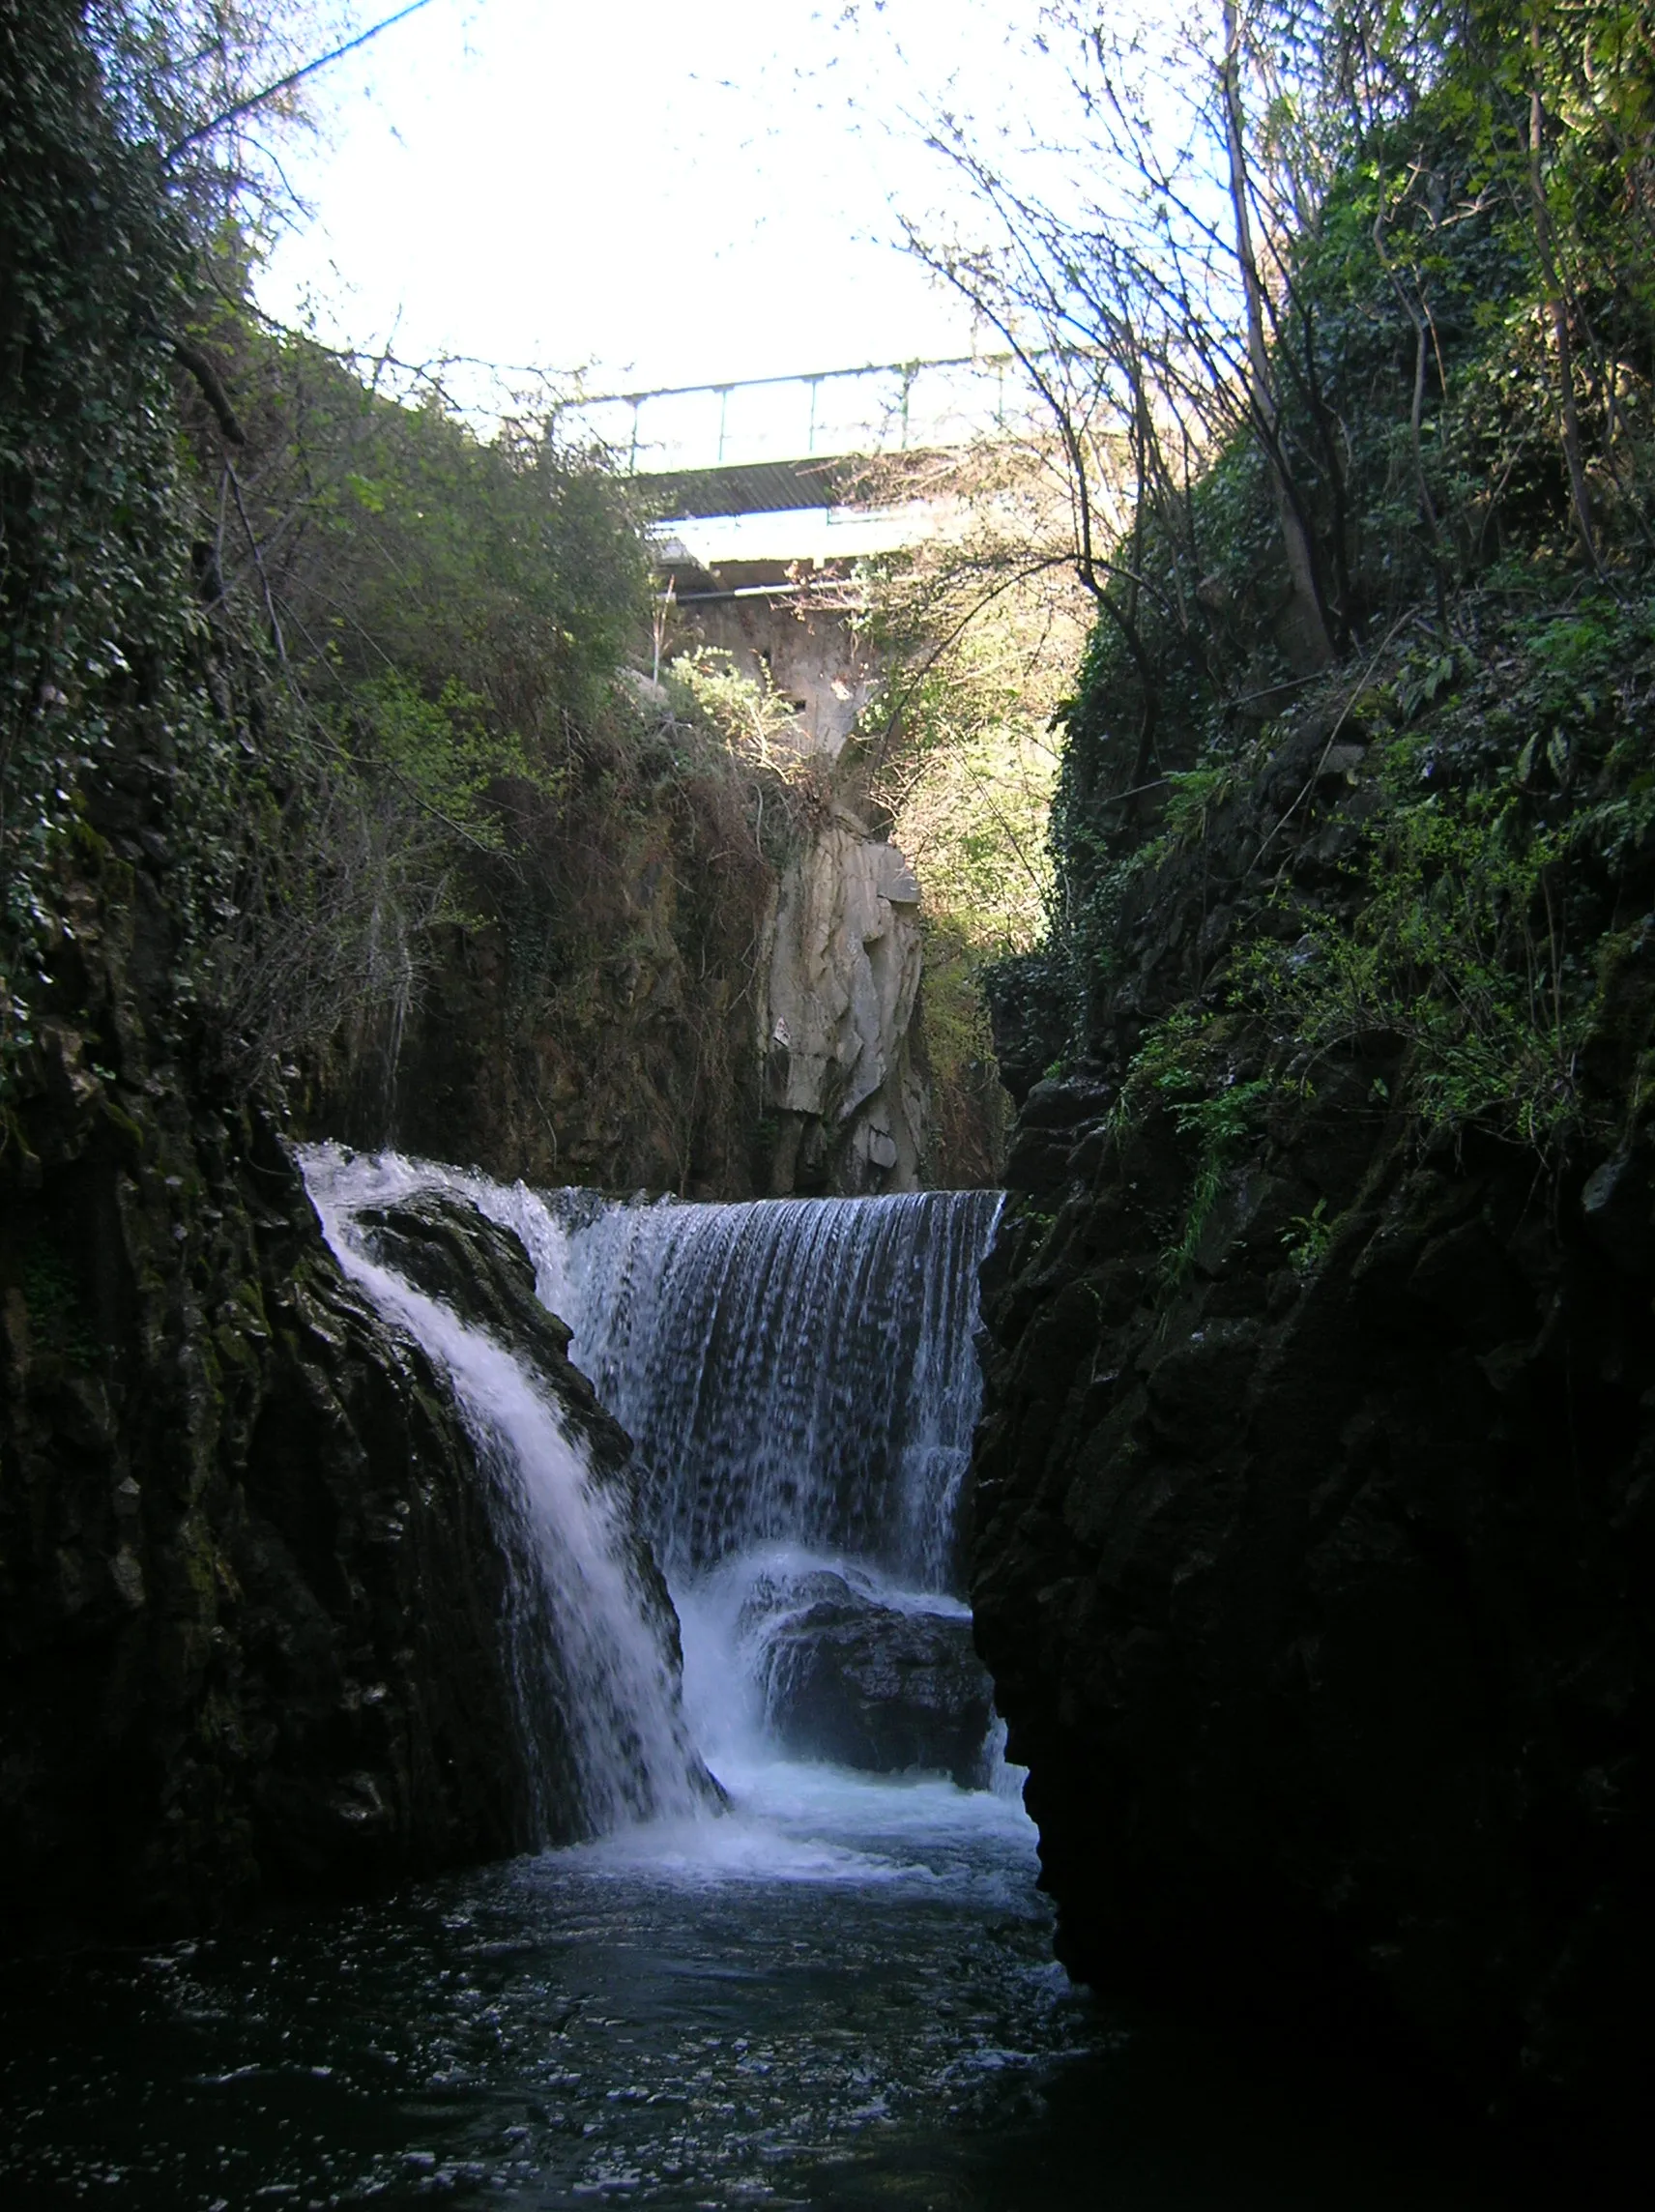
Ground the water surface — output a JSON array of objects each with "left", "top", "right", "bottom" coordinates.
[{"left": 1, "top": 1757, "right": 1522, "bottom": 2209}]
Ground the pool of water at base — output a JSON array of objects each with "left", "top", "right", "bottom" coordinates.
[{"left": 0, "top": 1758, "right": 1535, "bottom": 2212}]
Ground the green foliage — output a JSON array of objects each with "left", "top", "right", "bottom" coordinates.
[
  {"left": 1244, "top": 789, "right": 1582, "bottom": 1143},
  {"left": 0, "top": 0, "right": 199, "bottom": 1073},
  {"left": 0, "top": 1, "right": 693, "bottom": 1107},
  {"left": 1164, "top": 1075, "right": 1274, "bottom": 1149},
  {"left": 1234, "top": 585, "right": 1655, "bottom": 1150},
  {"left": 1152, "top": 1074, "right": 1274, "bottom": 1293},
  {"left": 1281, "top": 1197, "right": 1335, "bottom": 1276},
  {"left": 917, "top": 911, "right": 1013, "bottom": 1184},
  {"left": 1011, "top": 1, "right": 1655, "bottom": 1177},
  {"left": 1161, "top": 754, "right": 1260, "bottom": 848},
  {"left": 339, "top": 673, "right": 536, "bottom": 850},
  {"left": 862, "top": 533, "right": 1070, "bottom": 965},
  {"left": 855, "top": 462, "right": 1087, "bottom": 1175},
  {"left": 1111, "top": 1014, "right": 1274, "bottom": 1290},
  {"left": 664, "top": 648, "right": 811, "bottom": 775}
]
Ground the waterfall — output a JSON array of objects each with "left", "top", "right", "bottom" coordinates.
[
  {"left": 303, "top": 1149, "right": 1006, "bottom": 1824},
  {"left": 530, "top": 1191, "right": 1004, "bottom": 1593},
  {"left": 531, "top": 1189, "right": 1007, "bottom": 1792},
  {"left": 300, "top": 1148, "right": 709, "bottom": 1840}
]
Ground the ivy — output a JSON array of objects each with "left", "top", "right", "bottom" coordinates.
[{"left": 1, "top": 0, "right": 199, "bottom": 1075}]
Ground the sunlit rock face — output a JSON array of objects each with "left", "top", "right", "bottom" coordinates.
[
  {"left": 765, "top": 817, "right": 927, "bottom": 1194},
  {"left": 676, "top": 586, "right": 880, "bottom": 762}
]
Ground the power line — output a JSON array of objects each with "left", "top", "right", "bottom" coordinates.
[{"left": 167, "top": 0, "right": 444, "bottom": 161}]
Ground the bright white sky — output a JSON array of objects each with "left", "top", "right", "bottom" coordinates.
[{"left": 256, "top": 0, "right": 1065, "bottom": 457}]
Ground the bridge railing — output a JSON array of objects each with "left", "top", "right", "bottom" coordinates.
[{"left": 553, "top": 356, "right": 1030, "bottom": 476}]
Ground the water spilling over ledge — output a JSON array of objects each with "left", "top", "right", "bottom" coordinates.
[
  {"left": 537, "top": 1187, "right": 1004, "bottom": 1590},
  {"left": 300, "top": 1148, "right": 714, "bottom": 1841},
  {"left": 299, "top": 1150, "right": 1007, "bottom": 1815}
]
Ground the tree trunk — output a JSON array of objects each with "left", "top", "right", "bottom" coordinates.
[
  {"left": 1528, "top": 25, "right": 1599, "bottom": 571},
  {"left": 1220, "top": 0, "right": 1335, "bottom": 665}
]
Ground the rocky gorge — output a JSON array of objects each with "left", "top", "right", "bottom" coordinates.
[
  {"left": 8, "top": 0, "right": 1655, "bottom": 2191},
  {"left": 0, "top": 724, "right": 948, "bottom": 1936},
  {"left": 971, "top": 695, "right": 1655, "bottom": 2160}
]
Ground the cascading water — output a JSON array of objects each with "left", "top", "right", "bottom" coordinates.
[
  {"left": 5, "top": 1157, "right": 1488, "bottom": 2207},
  {"left": 299, "top": 1147, "right": 709, "bottom": 1839},
  {"left": 532, "top": 1190, "right": 1003, "bottom": 1594},
  {"left": 513, "top": 1186, "right": 1007, "bottom": 1792},
  {"left": 305, "top": 1150, "right": 1005, "bottom": 1807}
]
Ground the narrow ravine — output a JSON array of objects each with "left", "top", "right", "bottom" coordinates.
[{"left": 0, "top": 1156, "right": 1527, "bottom": 2208}]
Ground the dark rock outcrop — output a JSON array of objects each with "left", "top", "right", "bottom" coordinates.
[
  {"left": 0, "top": 823, "right": 651, "bottom": 1937},
  {"left": 742, "top": 1567, "right": 993, "bottom": 1785},
  {"left": 1, "top": 1108, "right": 534, "bottom": 1935},
  {"left": 356, "top": 1189, "right": 627, "bottom": 1478},
  {"left": 972, "top": 754, "right": 1655, "bottom": 2153}
]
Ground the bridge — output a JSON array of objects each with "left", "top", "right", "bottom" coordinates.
[
  {"left": 562, "top": 359, "right": 1031, "bottom": 756},
  {"left": 557, "top": 355, "right": 1026, "bottom": 480}
]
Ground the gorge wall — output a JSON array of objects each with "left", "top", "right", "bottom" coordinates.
[
  {"left": 320, "top": 760, "right": 930, "bottom": 1203},
  {"left": 0, "top": 771, "right": 684, "bottom": 1936},
  {"left": 2, "top": 840, "right": 519, "bottom": 1930},
  {"left": 970, "top": 709, "right": 1655, "bottom": 2155},
  {"left": 764, "top": 812, "right": 927, "bottom": 1194}
]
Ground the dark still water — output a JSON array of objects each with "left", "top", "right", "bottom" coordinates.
[{"left": 1, "top": 1757, "right": 1519, "bottom": 2211}]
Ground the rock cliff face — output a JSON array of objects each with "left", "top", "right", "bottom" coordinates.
[
  {"left": 0, "top": 803, "right": 678, "bottom": 1936},
  {"left": 2, "top": 1106, "right": 527, "bottom": 1932},
  {"left": 310, "top": 788, "right": 931, "bottom": 1204},
  {"left": 765, "top": 816, "right": 928, "bottom": 1194},
  {"left": 970, "top": 726, "right": 1655, "bottom": 2151},
  {"left": 311, "top": 790, "right": 776, "bottom": 1200}
]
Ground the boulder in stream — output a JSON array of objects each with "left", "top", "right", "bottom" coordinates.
[{"left": 740, "top": 1568, "right": 994, "bottom": 1787}]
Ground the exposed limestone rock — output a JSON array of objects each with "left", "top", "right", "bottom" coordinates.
[
  {"left": 669, "top": 583, "right": 879, "bottom": 760},
  {"left": 765, "top": 819, "right": 928, "bottom": 1194}
]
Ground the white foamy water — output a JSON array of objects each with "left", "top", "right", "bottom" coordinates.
[
  {"left": 533, "top": 1185, "right": 1004, "bottom": 1590},
  {"left": 298, "top": 1149, "right": 1025, "bottom": 1860},
  {"left": 299, "top": 1145, "right": 708, "bottom": 1838}
]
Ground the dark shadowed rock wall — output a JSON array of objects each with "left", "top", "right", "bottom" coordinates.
[
  {"left": 970, "top": 730, "right": 1655, "bottom": 2152},
  {"left": 0, "top": 784, "right": 659, "bottom": 1938}
]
